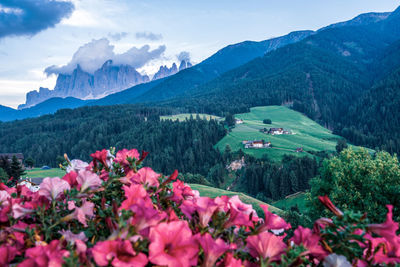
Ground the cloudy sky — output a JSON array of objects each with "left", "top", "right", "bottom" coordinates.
[{"left": 0, "top": 0, "right": 399, "bottom": 108}]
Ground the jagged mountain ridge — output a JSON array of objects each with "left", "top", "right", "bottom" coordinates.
[
  {"left": 19, "top": 61, "right": 149, "bottom": 109},
  {"left": 19, "top": 59, "right": 192, "bottom": 109}
]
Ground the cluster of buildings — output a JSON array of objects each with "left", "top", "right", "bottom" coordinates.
[
  {"left": 242, "top": 140, "right": 271, "bottom": 149},
  {"left": 235, "top": 118, "right": 244, "bottom": 124},
  {"left": 260, "top": 127, "right": 292, "bottom": 135}
]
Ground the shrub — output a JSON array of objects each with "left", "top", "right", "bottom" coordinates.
[
  {"left": 0, "top": 148, "right": 399, "bottom": 266},
  {"left": 263, "top": 119, "right": 272, "bottom": 124}
]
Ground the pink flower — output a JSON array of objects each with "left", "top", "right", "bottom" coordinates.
[
  {"left": 258, "top": 204, "right": 290, "bottom": 232},
  {"left": 59, "top": 230, "right": 88, "bottom": 244},
  {"left": 215, "top": 195, "right": 230, "bottom": 212},
  {"left": 92, "top": 239, "right": 148, "bottom": 267},
  {"left": 223, "top": 253, "right": 243, "bottom": 267},
  {"left": 195, "top": 197, "right": 219, "bottom": 227},
  {"left": 224, "top": 196, "right": 255, "bottom": 228},
  {"left": 11, "top": 202, "right": 34, "bottom": 219},
  {"left": 171, "top": 180, "right": 196, "bottom": 202},
  {"left": 0, "top": 245, "right": 18, "bottom": 266},
  {"left": 290, "top": 226, "right": 327, "bottom": 258},
  {"left": 0, "top": 190, "right": 10, "bottom": 207},
  {"left": 127, "top": 167, "right": 160, "bottom": 187},
  {"left": 115, "top": 149, "right": 140, "bottom": 168},
  {"left": 128, "top": 198, "right": 167, "bottom": 236},
  {"left": 368, "top": 205, "right": 398, "bottom": 241},
  {"left": 318, "top": 195, "right": 343, "bottom": 217},
  {"left": 66, "top": 159, "right": 89, "bottom": 173},
  {"left": 39, "top": 177, "right": 71, "bottom": 201},
  {"left": 149, "top": 221, "right": 199, "bottom": 267},
  {"left": 62, "top": 201, "right": 94, "bottom": 227},
  {"left": 19, "top": 240, "right": 69, "bottom": 267},
  {"left": 90, "top": 149, "right": 114, "bottom": 169},
  {"left": 229, "top": 196, "right": 255, "bottom": 216},
  {"left": 62, "top": 171, "right": 78, "bottom": 187},
  {"left": 196, "top": 233, "right": 230, "bottom": 267},
  {"left": 77, "top": 170, "right": 102, "bottom": 192},
  {"left": 246, "top": 231, "right": 287, "bottom": 262},
  {"left": 120, "top": 184, "right": 150, "bottom": 211}
]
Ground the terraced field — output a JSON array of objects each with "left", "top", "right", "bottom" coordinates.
[{"left": 215, "top": 106, "right": 353, "bottom": 160}]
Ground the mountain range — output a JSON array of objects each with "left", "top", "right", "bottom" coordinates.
[
  {"left": 1, "top": 6, "right": 400, "bottom": 129},
  {"left": 18, "top": 59, "right": 192, "bottom": 110}
]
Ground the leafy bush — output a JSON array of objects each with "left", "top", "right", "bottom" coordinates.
[
  {"left": 263, "top": 119, "right": 272, "bottom": 124},
  {"left": 0, "top": 148, "right": 399, "bottom": 266},
  {"left": 307, "top": 148, "right": 400, "bottom": 222}
]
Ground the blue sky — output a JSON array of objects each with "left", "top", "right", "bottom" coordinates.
[{"left": 0, "top": 0, "right": 399, "bottom": 108}]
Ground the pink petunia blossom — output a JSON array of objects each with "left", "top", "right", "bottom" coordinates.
[
  {"left": 224, "top": 196, "right": 255, "bottom": 228},
  {"left": 11, "top": 202, "right": 35, "bottom": 219},
  {"left": 92, "top": 239, "right": 148, "bottom": 267},
  {"left": 62, "top": 200, "right": 94, "bottom": 227},
  {"left": 66, "top": 159, "right": 89, "bottom": 173},
  {"left": 258, "top": 204, "right": 291, "bottom": 232},
  {"left": 223, "top": 253, "right": 243, "bottom": 267},
  {"left": 18, "top": 240, "right": 69, "bottom": 267},
  {"left": 196, "top": 233, "right": 230, "bottom": 267},
  {"left": 290, "top": 226, "right": 327, "bottom": 258},
  {"left": 59, "top": 230, "right": 88, "bottom": 244},
  {"left": 115, "top": 149, "right": 140, "bottom": 169},
  {"left": 39, "top": 177, "right": 71, "bottom": 201},
  {"left": 127, "top": 167, "right": 160, "bottom": 187},
  {"left": 77, "top": 170, "right": 102, "bottom": 192},
  {"left": 0, "top": 190, "right": 10, "bottom": 207},
  {"left": 171, "top": 180, "right": 197, "bottom": 202},
  {"left": 149, "top": 220, "right": 199, "bottom": 267},
  {"left": 0, "top": 245, "right": 18, "bottom": 266},
  {"left": 120, "top": 183, "right": 150, "bottom": 211},
  {"left": 246, "top": 231, "right": 287, "bottom": 263},
  {"left": 195, "top": 197, "right": 219, "bottom": 228},
  {"left": 62, "top": 171, "right": 78, "bottom": 187},
  {"left": 368, "top": 205, "right": 398, "bottom": 242},
  {"left": 318, "top": 195, "right": 343, "bottom": 217},
  {"left": 128, "top": 198, "right": 167, "bottom": 237},
  {"left": 90, "top": 149, "right": 114, "bottom": 169}
]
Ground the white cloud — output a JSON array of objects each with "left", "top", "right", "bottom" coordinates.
[
  {"left": 45, "top": 38, "right": 166, "bottom": 75},
  {"left": 61, "top": 9, "right": 99, "bottom": 27}
]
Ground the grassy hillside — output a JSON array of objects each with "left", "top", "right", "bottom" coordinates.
[
  {"left": 160, "top": 113, "right": 222, "bottom": 122},
  {"left": 23, "top": 168, "right": 66, "bottom": 179},
  {"left": 272, "top": 193, "right": 307, "bottom": 213},
  {"left": 216, "top": 106, "right": 347, "bottom": 160},
  {"left": 190, "top": 184, "right": 284, "bottom": 216}
]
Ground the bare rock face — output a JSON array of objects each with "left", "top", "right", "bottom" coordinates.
[
  {"left": 152, "top": 63, "right": 178, "bottom": 81},
  {"left": 152, "top": 60, "right": 192, "bottom": 81},
  {"left": 19, "top": 61, "right": 150, "bottom": 109}
]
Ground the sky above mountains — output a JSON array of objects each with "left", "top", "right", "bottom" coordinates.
[{"left": 0, "top": 0, "right": 399, "bottom": 108}]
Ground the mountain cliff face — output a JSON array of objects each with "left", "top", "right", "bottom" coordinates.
[
  {"left": 152, "top": 63, "right": 178, "bottom": 80},
  {"left": 152, "top": 60, "right": 192, "bottom": 81},
  {"left": 19, "top": 61, "right": 150, "bottom": 109}
]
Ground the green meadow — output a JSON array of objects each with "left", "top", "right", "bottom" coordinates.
[
  {"left": 216, "top": 106, "right": 351, "bottom": 160},
  {"left": 23, "top": 168, "right": 66, "bottom": 179}
]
